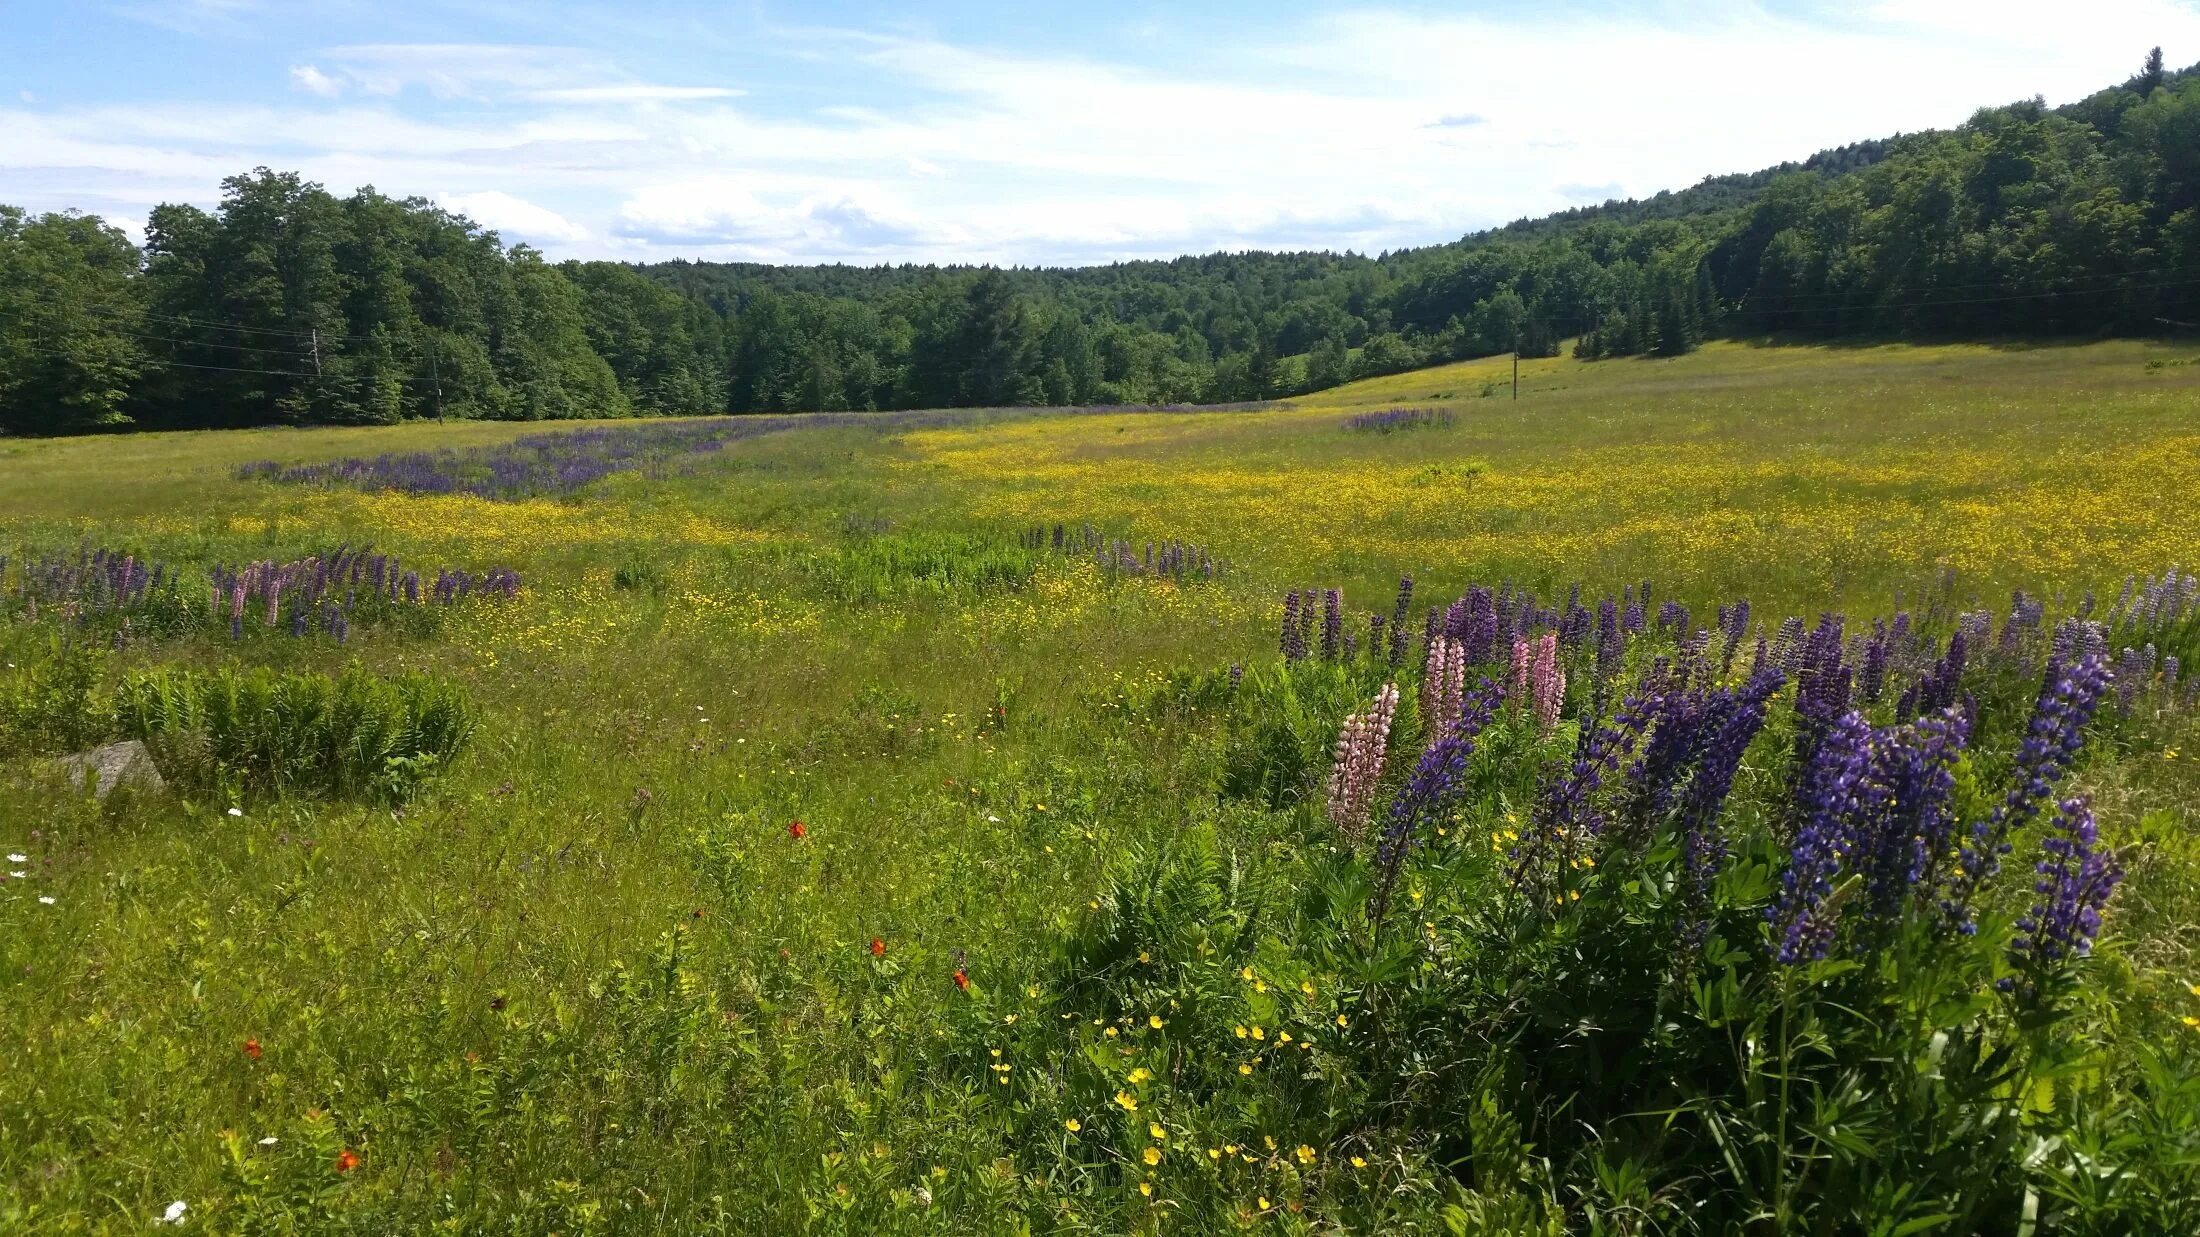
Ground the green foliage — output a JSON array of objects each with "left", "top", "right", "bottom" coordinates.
[
  {"left": 0, "top": 638, "right": 110, "bottom": 754},
  {"left": 0, "top": 207, "right": 145, "bottom": 433},
  {"left": 113, "top": 664, "right": 475, "bottom": 801},
  {"left": 804, "top": 530, "right": 1042, "bottom": 604}
]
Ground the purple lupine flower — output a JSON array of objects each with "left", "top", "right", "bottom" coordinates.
[
  {"left": 1857, "top": 706, "right": 1970, "bottom": 918},
  {"left": 1945, "top": 652, "right": 2112, "bottom": 931},
  {"left": 1999, "top": 590, "right": 2044, "bottom": 656},
  {"left": 1228, "top": 663, "right": 1244, "bottom": 690},
  {"left": 1622, "top": 584, "right": 1646, "bottom": 635},
  {"left": 1372, "top": 678, "right": 1501, "bottom": 931},
  {"left": 1770, "top": 711, "right": 1874, "bottom": 964},
  {"left": 1459, "top": 587, "right": 1500, "bottom": 666},
  {"left": 2113, "top": 645, "right": 2155, "bottom": 713},
  {"left": 1658, "top": 600, "right": 1690, "bottom": 635},
  {"left": 2008, "top": 797, "right": 2122, "bottom": 984},
  {"left": 1718, "top": 600, "right": 1751, "bottom": 675},
  {"left": 1899, "top": 627, "right": 1968, "bottom": 718},
  {"left": 1595, "top": 597, "right": 1625, "bottom": 682},
  {"left": 1525, "top": 672, "right": 1669, "bottom": 883},
  {"left": 1671, "top": 664, "right": 1786, "bottom": 958},
  {"left": 1281, "top": 591, "right": 1304, "bottom": 661},
  {"left": 1859, "top": 618, "right": 1891, "bottom": 703},
  {"left": 1790, "top": 615, "right": 1853, "bottom": 814},
  {"left": 1558, "top": 586, "right": 1592, "bottom": 652},
  {"left": 1321, "top": 588, "right": 1343, "bottom": 662},
  {"left": 2051, "top": 617, "right": 2107, "bottom": 667},
  {"left": 1388, "top": 575, "right": 1414, "bottom": 669},
  {"left": 1769, "top": 616, "right": 1807, "bottom": 674}
]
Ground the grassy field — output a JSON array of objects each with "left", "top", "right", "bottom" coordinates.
[{"left": 3, "top": 339, "right": 2199, "bottom": 1233}]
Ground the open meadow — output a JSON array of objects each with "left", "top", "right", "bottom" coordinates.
[{"left": 4, "top": 338, "right": 2200, "bottom": 1233}]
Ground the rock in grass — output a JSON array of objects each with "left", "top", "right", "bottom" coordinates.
[{"left": 58, "top": 740, "right": 167, "bottom": 801}]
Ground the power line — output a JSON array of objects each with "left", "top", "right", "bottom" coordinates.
[
  {"left": 5, "top": 339, "right": 319, "bottom": 379},
  {"left": 85, "top": 303, "right": 426, "bottom": 345}
]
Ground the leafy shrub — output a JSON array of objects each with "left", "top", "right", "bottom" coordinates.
[
  {"left": 114, "top": 665, "right": 475, "bottom": 801},
  {"left": 805, "top": 531, "right": 1041, "bottom": 603},
  {"left": 612, "top": 553, "right": 670, "bottom": 596},
  {"left": 1217, "top": 660, "right": 1420, "bottom": 808},
  {"left": 0, "top": 638, "right": 109, "bottom": 755}
]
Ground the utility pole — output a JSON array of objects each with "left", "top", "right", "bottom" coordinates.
[
  {"left": 309, "top": 328, "right": 322, "bottom": 376},
  {"left": 429, "top": 338, "right": 444, "bottom": 421},
  {"left": 1512, "top": 332, "right": 1520, "bottom": 401}
]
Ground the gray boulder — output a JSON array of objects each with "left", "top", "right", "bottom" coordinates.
[{"left": 58, "top": 740, "right": 167, "bottom": 801}]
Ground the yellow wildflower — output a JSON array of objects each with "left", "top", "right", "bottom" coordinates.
[
  {"left": 1115, "top": 1091, "right": 1137, "bottom": 1111},
  {"left": 1065, "top": 1118, "right": 1082, "bottom": 1132},
  {"left": 1296, "top": 1145, "right": 1316, "bottom": 1164},
  {"left": 1149, "top": 1122, "right": 1167, "bottom": 1140},
  {"left": 1143, "top": 1146, "right": 1162, "bottom": 1166}
]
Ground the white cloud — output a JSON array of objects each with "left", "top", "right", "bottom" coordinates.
[
  {"left": 527, "top": 85, "right": 742, "bottom": 103},
  {"left": 442, "top": 190, "right": 589, "bottom": 245},
  {"left": 14, "top": 4, "right": 2200, "bottom": 264},
  {"left": 290, "top": 65, "right": 343, "bottom": 97}
]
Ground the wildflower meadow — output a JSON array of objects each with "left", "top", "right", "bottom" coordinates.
[{"left": 2, "top": 338, "right": 2199, "bottom": 1233}]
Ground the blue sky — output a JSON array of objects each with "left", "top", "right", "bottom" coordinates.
[{"left": 4, "top": 1, "right": 2197, "bottom": 265}]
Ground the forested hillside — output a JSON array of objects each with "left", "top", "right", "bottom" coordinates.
[{"left": 3, "top": 53, "right": 2196, "bottom": 433}]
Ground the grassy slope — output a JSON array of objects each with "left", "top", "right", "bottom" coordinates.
[{"left": 0, "top": 339, "right": 2195, "bottom": 1229}]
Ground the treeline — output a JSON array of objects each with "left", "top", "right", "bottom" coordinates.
[{"left": 3, "top": 53, "right": 2196, "bottom": 434}]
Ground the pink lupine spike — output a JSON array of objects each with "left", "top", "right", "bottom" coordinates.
[{"left": 1326, "top": 682, "right": 1399, "bottom": 843}]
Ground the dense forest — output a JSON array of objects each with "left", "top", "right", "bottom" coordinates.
[{"left": 3, "top": 52, "right": 2197, "bottom": 433}]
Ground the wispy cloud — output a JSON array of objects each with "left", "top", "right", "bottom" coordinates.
[{"left": 19, "top": 3, "right": 2200, "bottom": 263}]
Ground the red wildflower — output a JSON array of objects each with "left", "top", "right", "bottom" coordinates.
[
  {"left": 787, "top": 820, "right": 807, "bottom": 840},
  {"left": 242, "top": 1038, "right": 262, "bottom": 1061},
  {"left": 869, "top": 937, "right": 886, "bottom": 957},
  {"left": 953, "top": 968, "right": 971, "bottom": 991},
  {"left": 335, "top": 1149, "right": 360, "bottom": 1173}
]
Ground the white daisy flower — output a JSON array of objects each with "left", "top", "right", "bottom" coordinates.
[
  {"left": 9, "top": 871, "right": 24, "bottom": 880},
  {"left": 6, "top": 853, "right": 24, "bottom": 863},
  {"left": 38, "top": 896, "right": 56, "bottom": 905},
  {"left": 157, "top": 1199, "right": 188, "bottom": 1224},
  {"left": 226, "top": 808, "right": 244, "bottom": 818}
]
